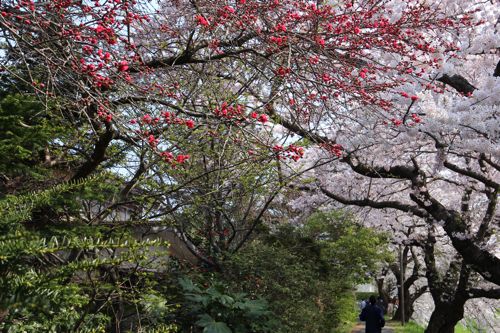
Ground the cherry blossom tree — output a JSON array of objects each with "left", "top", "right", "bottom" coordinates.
[
  {"left": 275, "top": 3, "right": 499, "bottom": 332},
  {"left": 271, "top": 0, "right": 500, "bottom": 286}
]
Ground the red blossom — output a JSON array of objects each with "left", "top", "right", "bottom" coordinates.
[
  {"left": 270, "top": 35, "right": 287, "bottom": 46},
  {"left": 117, "top": 60, "right": 129, "bottom": 72},
  {"left": 147, "top": 134, "right": 158, "bottom": 147},
  {"left": 320, "top": 143, "right": 343, "bottom": 157},
  {"left": 176, "top": 154, "right": 190, "bottom": 163},
  {"left": 160, "top": 151, "right": 174, "bottom": 163},
  {"left": 309, "top": 55, "right": 320, "bottom": 65},
  {"left": 315, "top": 36, "right": 325, "bottom": 47},
  {"left": 275, "top": 23, "right": 287, "bottom": 32},
  {"left": 213, "top": 102, "right": 245, "bottom": 120},
  {"left": 95, "top": 25, "right": 106, "bottom": 34},
  {"left": 195, "top": 15, "right": 209, "bottom": 27},
  {"left": 391, "top": 118, "right": 403, "bottom": 126},
  {"left": 258, "top": 114, "right": 268, "bottom": 123},
  {"left": 411, "top": 113, "right": 422, "bottom": 123},
  {"left": 275, "top": 66, "right": 291, "bottom": 77},
  {"left": 142, "top": 114, "right": 152, "bottom": 124}
]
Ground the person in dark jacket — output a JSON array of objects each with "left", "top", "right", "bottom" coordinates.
[
  {"left": 376, "top": 296, "right": 386, "bottom": 315},
  {"left": 359, "top": 295, "right": 385, "bottom": 333}
]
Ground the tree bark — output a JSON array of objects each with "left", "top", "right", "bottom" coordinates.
[
  {"left": 392, "top": 285, "right": 414, "bottom": 322},
  {"left": 437, "top": 74, "right": 476, "bottom": 95},
  {"left": 376, "top": 271, "right": 391, "bottom": 314},
  {"left": 425, "top": 299, "right": 465, "bottom": 333},
  {"left": 390, "top": 244, "right": 424, "bottom": 322}
]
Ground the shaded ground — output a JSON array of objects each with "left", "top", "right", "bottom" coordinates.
[{"left": 351, "top": 321, "right": 398, "bottom": 333}]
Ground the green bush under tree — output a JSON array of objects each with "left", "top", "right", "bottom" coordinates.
[{"left": 213, "top": 211, "right": 389, "bottom": 333}]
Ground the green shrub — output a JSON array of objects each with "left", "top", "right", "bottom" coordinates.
[
  {"left": 0, "top": 176, "right": 178, "bottom": 332},
  {"left": 177, "top": 277, "right": 277, "bottom": 333},
  {"left": 221, "top": 211, "right": 388, "bottom": 333},
  {"left": 356, "top": 292, "right": 375, "bottom": 301}
]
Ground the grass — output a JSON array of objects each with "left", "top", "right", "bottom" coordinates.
[
  {"left": 390, "top": 321, "right": 477, "bottom": 333},
  {"left": 340, "top": 321, "right": 359, "bottom": 333},
  {"left": 391, "top": 321, "right": 425, "bottom": 333},
  {"left": 455, "top": 324, "right": 470, "bottom": 333}
]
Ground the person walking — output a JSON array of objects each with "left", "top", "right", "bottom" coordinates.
[
  {"left": 393, "top": 298, "right": 399, "bottom": 317},
  {"left": 377, "top": 296, "right": 386, "bottom": 315},
  {"left": 359, "top": 295, "right": 385, "bottom": 333},
  {"left": 387, "top": 299, "right": 394, "bottom": 317},
  {"left": 360, "top": 299, "right": 367, "bottom": 310}
]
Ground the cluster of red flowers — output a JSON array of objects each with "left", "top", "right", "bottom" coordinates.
[
  {"left": 213, "top": 102, "right": 246, "bottom": 120},
  {"left": 0, "top": 0, "right": 151, "bottom": 94},
  {"left": 212, "top": 102, "right": 270, "bottom": 125},
  {"left": 273, "top": 144, "right": 305, "bottom": 161},
  {"left": 275, "top": 67, "right": 291, "bottom": 77},
  {"left": 97, "top": 106, "right": 113, "bottom": 123},
  {"left": 391, "top": 118, "right": 403, "bottom": 127},
  {"left": 126, "top": 111, "right": 196, "bottom": 165},
  {"left": 250, "top": 112, "right": 268, "bottom": 123},
  {"left": 129, "top": 112, "right": 195, "bottom": 129},
  {"left": 320, "top": 143, "right": 344, "bottom": 158},
  {"left": 411, "top": 113, "right": 422, "bottom": 123},
  {"left": 400, "top": 92, "right": 419, "bottom": 101},
  {"left": 195, "top": 15, "right": 209, "bottom": 27},
  {"left": 160, "top": 151, "right": 190, "bottom": 165}
]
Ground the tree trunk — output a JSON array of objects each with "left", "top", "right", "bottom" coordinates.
[
  {"left": 392, "top": 286, "right": 414, "bottom": 321},
  {"left": 425, "top": 301, "right": 465, "bottom": 333},
  {"left": 376, "top": 276, "right": 390, "bottom": 314},
  {"left": 391, "top": 301, "right": 412, "bottom": 322}
]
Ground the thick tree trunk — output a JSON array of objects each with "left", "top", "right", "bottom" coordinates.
[
  {"left": 392, "top": 302, "right": 413, "bottom": 322},
  {"left": 425, "top": 301, "right": 465, "bottom": 333},
  {"left": 376, "top": 276, "right": 390, "bottom": 314},
  {"left": 392, "top": 287, "right": 413, "bottom": 322}
]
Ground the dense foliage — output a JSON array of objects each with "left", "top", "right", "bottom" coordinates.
[
  {"left": 220, "top": 212, "right": 389, "bottom": 333},
  {"left": 0, "top": 93, "right": 175, "bottom": 332}
]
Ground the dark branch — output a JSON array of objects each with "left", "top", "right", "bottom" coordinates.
[
  {"left": 437, "top": 74, "right": 476, "bottom": 95},
  {"left": 494, "top": 60, "right": 500, "bottom": 77},
  {"left": 133, "top": 33, "right": 258, "bottom": 71},
  {"left": 344, "top": 155, "right": 418, "bottom": 180},
  {"left": 319, "top": 187, "right": 427, "bottom": 218},
  {"left": 71, "top": 126, "right": 115, "bottom": 181},
  {"left": 466, "top": 287, "right": 500, "bottom": 299},
  {"left": 443, "top": 160, "right": 499, "bottom": 189}
]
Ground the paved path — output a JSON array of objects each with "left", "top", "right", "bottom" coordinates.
[{"left": 351, "top": 321, "right": 395, "bottom": 333}]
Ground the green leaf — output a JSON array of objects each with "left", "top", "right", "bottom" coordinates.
[
  {"left": 236, "top": 299, "right": 269, "bottom": 317},
  {"left": 196, "top": 314, "right": 232, "bottom": 333},
  {"left": 218, "top": 295, "right": 234, "bottom": 307},
  {"left": 196, "top": 313, "right": 215, "bottom": 327},
  {"left": 178, "top": 277, "right": 201, "bottom": 293},
  {"left": 186, "top": 293, "right": 210, "bottom": 306},
  {"left": 203, "top": 322, "right": 232, "bottom": 333}
]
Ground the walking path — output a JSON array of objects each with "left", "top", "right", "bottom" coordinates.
[{"left": 351, "top": 321, "right": 397, "bottom": 333}]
